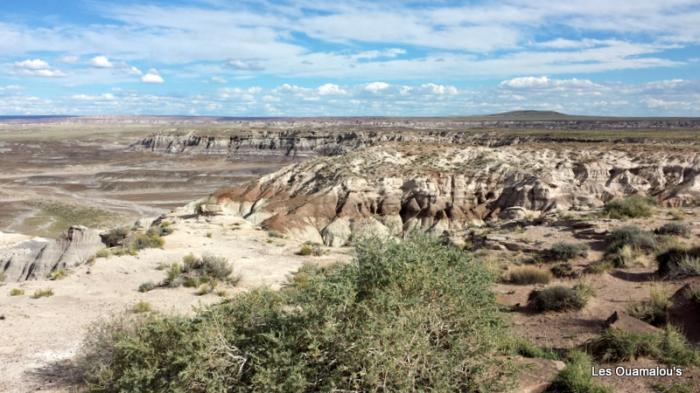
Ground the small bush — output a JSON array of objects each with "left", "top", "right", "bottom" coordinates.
[
  {"left": 684, "top": 286, "right": 700, "bottom": 304},
  {"left": 152, "top": 221, "right": 174, "bottom": 236},
  {"left": 195, "top": 283, "right": 216, "bottom": 296},
  {"left": 655, "top": 222, "right": 691, "bottom": 238},
  {"left": 95, "top": 249, "right": 111, "bottom": 258},
  {"left": 603, "top": 196, "right": 654, "bottom": 219},
  {"left": 9, "top": 288, "right": 24, "bottom": 296},
  {"left": 126, "top": 230, "right": 164, "bottom": 251},
  {"left": 101, "top": 227, "right": 129, "bottom": 247},
  {"left": 506, "top": 266, "right": 552, "bottom": 285},
  {"left": 132, "top": 301, "right": 153, "bottom": 314},
  {"left": 668, "top": 209, "right": 686, "bottom": 221},
  {"left": 606, "top": 225, "right": 656, "bottom": 254},
  {"left": 657, "top": 247, "right": 700, "bottom": 279},
  {"left": 551, "top": 263, "right": 577, "bottom": 278},
  {"left": 138, "top": 281, "right": 156, "bottom": 293},
  {"left": 546, "top": 242, "right": 588, "bottom": 261},
  {"left": 627, "top": 287, "right": 670, "bottom": 327},
  {"left": 164, "top": 254, "right": 238, "bottom": 289},
  {"left": 528, "top": 284, "right": 592, "bottom": 312},
  {"left": 32, "top": 288, "right": 54, "bottom": 299},
  {"left": 584, "top": 261, "right": 613, "bottom": 275},
  {"left": 545, "top": 351, "right": 611, "bottom": 393},
  {"left": 48, "top": 269, "right": 68, "bottom": 280},
  {"left": 297, "top": 242, "right": 322, "bottom": 256},
  {"left": 586, "top": 326, "right": 698, "bottom": 366}
]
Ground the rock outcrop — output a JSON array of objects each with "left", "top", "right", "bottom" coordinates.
[
  {"left": 0, "top": 226, "right": 104, "bottom": 282},
  {"left": 131, "top": 129, "right": 699, "bottom": 158},
  {"left": 200, "top": 143, "right": 700, "bottom": 245}
]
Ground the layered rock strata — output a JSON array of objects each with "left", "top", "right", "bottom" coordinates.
[
  {"left": 199, "top": 143, "right": 700, "bottom": 246},
  {"left": 0, "top": 226, "right": 104, "bottom": 282}
]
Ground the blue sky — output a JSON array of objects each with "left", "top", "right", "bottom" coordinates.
[{"left": 0, "top": 0, "right": 699, "bottom": 116}]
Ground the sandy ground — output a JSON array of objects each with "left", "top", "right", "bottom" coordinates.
[{"left": 0, "top": 212, "right": 351, "bottom": 392}]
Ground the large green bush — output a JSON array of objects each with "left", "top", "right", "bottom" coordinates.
[
  {"left": 77, "top": 235, "right": 514, "bottom": 392},
  {"left": 657, "top": 247, "right": 700, "bottom": 279},
  {"left": 602, "top": 196, "right": 654, "bottom": 219},
  {"left": 606, "top": 225, "right": 656, "bottom": 254}
]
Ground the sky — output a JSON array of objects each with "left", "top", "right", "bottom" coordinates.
[{"left": 0, "top": 0, "right": 699, "bottom": 116}]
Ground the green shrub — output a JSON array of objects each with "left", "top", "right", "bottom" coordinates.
[
  {"left": 657, "top": 247, "right": 700, "bottom": 279},
  {"left": 506, "top": 266, "right": 552, "bottom": 285},
  {"left": 606, "top": 244, "right": 640, "bottom": 268},
  {"left": 627, "top": 287, "right": 670, "bottom": 327},
  {"left": 95, "top": 249, "right": 111, "bottom": 258},
  {"left": 602, "top": 196, "right": 654, "bottom": 219},
  {"left": 584, "top": 261, "right": 613, "bottom": 275},
  {"left": 655, "top": 223, "right": 691, "bottom": 238},
  {"left": 48, "top": 269, "right": 68, "bottom": 280},
  {"left": 132, "top": 301, "right": 153, "bottom": 314},
  {"left": 77, "top": 235, "right": 515, "bottom": 392},
  {"left": 546, "top": 242, "right": 588, "bottom": 261},
  {"left": 9, "top": 288, "right": 24, "bottom": 296},
  {"left": 164, "top": 255, "right": 238, "bottom": 289},
  {"left": 32, "top": 288, "right": 54, "bottom": 299},
  {"left": 126, "top": 230, "right": 164, "bottom": 251},
  {"left": 684, "top": 286, "right": 700, "bottom": 304},
  {"left": 138, "top": 281, "right": 156, "bottom": 293},
  {"left": 152, "top": 221, "right": 174, "bottom": 236},
  {"left": 545, "top": 351, "right": 611, "bottom": 393},
  {"left": 528, "top": 284, "right": 592, "bottom": 312},
  {"left": 606, "top": 225, "right": 656, "bottom": 254},
  {"left": 586, "top": 326, "right": 698, "bottom": 366},
  {"left": 296, "top": 242, "right": 322, "bottom": 256},
  {"left": 550, "top": 262, "right": 576, "bottom": 278},
  {"left": 101, "top": 227, "right": 129, "bottom": 247}
]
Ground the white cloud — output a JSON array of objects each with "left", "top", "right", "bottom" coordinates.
[
  {"left": 500, "top": 76, "right": 601, "bottom": 90},
  {"left": 364, "top": 81, "right": 390, "bottom": 93},
  {"left": 127, "top": 65, "right": 142, "bottom": 75},
  {"left": 71, "top": 93, "right": 115, "bottom": 101},
  {"left": 141, "top": 69, "right": 164, "bottom": 83},
  {"left": 211, "top": 76, "right": 227, "bottom": 84},
  {"left": 317, "top": 83, "right": 346, "bottom": 95},
  {"left": 15, "top": 59, "right": 50, "bottom": 70},
  {"left": 420, "top": 83, "right": 458, "bottom": 95},
  {"left": 13, "top": 58, "right": 65, "bottom": 77},
  {"left": 89, "top": 55, "right": 114, "bottom": 68}
]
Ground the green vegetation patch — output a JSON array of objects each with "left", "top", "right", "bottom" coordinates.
[
  {"left": 545, "top": 242, "right": 589, "bottom": 261},
  {"left": 545, "top": 351, "right": 612, "bottom": 393},
  {"left": 602, "top": 195, "right": 655, "bottom": 219},
  {"left": 585, "top": 326, "right": 698, "bottom": 366},
  {"left": 528, "top": 284, "right": 593, "bottom": 312},
  {"left": 657, "top": 247, "right": 700, "bottom": 279},
  {"left": 506, "top": 266, "right": 552, "bottom": 285},
  {"left": 77, "top": 235, "right": 515, "bottom": 392}
]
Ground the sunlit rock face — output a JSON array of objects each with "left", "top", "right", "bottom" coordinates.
[{"left": 201, "top": 143, "right": 700, "bottom": 246}]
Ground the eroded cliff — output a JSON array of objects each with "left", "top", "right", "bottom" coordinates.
[{"left": 199, "top": 143, "right": 700, "bottom": 245}]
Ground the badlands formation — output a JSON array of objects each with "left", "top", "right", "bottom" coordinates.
[
  {"left": 2, "top": 116, "right": 700, "bottom": 392},
  {"left": 202, "top": 143, "right": 700, "bottom": 246}
]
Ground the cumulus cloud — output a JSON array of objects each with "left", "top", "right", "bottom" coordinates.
[
  {"left": 210, "top": 76, "right": 227, "bottom": 84},
  {"left": 141, "top": 69, "right": 164, "bottom": 83},
  {"left": 13, "top": 59, "right": 65, "bottom": 77},
  {"left": 500, "top": 76, "right": 600, "bottom": 90},
  {"left": 89, "top": 55, "right": 114, "bottom": 68},
  {"left": 317, "top": 83, "right": 346, "bottom": 95},
  {"left": 71, "top": 93, "right": 115, "bottom": 101},
  {"left": 364, "top": 81, "right": 390, "bottom": 93}
]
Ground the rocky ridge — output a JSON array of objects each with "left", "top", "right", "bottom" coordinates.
[
  {"left": 200, "top": 143, "right": 700, "bottom": 246},
  {"left": 131, "top": 130, "right": 699, "bottom": 158}
]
